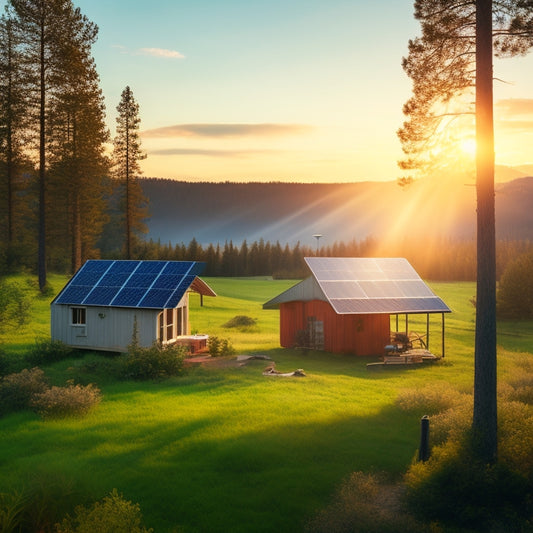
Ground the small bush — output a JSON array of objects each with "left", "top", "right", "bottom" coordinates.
[
  {"left": 404, "top": 440, "right": 532, "bottom": 531},
  {"left": 222, "top": 315, "right": 257, "bottom": 330},
  {"left": 26, "top": 339, "right": 77, "bottom": 366},
  {"left": 306, "top": 472, "right": 426, "bottom": 533},
  {"left": 120, "top": 343, "right": 186, "bottom": 380},
  {"left": 55, "top": 489, "right": 153, "bottom": 533},
  {"left": 498, "top": 400, "right": 533, "bottom": 480},
  {"left": 395, "top": 382, "right": 467, "bottom": 415},
  {"left": 207, "top": 335, "right": 235, "bottom": 357},
  {"left": 0, "top": 279, "right": 31, "bottom": 333},
  {"left": 0, "top": 367, "right": 48, "bottom": 415},
  {"left": 31, "top": 381, "right": 101, "bottom": 419},
  {"left": 497, "top": 251, "right": 533, "bottom": 319}
]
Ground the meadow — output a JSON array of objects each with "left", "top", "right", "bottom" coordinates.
[{"left": 1, "top": 274, "right": 532, "bottom": 532}]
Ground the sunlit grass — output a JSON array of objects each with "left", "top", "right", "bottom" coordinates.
[{"left": 0, "top": 275, "right": 532, "bottom": 532}]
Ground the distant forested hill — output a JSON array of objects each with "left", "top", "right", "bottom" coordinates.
[{"left": 140, "top": 176, "right": 533, "bottom": 247}]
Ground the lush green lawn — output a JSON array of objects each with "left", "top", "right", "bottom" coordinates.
[{"left": 1, "top": 275, "right": 532, "bottom": 532}]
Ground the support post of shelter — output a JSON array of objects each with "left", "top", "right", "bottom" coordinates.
[
  {"left": 426, "top": 313, "right": 430, "bottom": 349},
  {"left": 442, "top": 313, "right": 445, "bottom": 358}
]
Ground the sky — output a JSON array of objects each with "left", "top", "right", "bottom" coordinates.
[{"left": 7, "top": 0, "right": 533, "bottom": 182}]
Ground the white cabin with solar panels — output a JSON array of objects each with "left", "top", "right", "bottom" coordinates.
[
  {"left": 51, "top": 260, "right": 216, "bottom": 353},
  {"left": 263, "top": 257, "right": 451, "bottom": 356}
]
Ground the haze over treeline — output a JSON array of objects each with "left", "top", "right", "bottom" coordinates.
[{"left": 140, "top": 175, "right": 533, "bottom": 246}]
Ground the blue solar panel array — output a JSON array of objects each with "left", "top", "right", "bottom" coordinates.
[{"left": 54, "top": 260, "right": 205, "bottom": 309}]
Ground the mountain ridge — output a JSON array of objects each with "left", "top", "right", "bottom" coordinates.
[{"left": 140, "top": 173, "right": 533, "bottom": 247}]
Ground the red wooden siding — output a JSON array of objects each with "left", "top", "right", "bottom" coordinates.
[{"left": 279, "top": 300, "right": 390, "bottom": 356}]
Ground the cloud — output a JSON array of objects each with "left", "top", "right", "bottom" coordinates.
[
  {"left": 496, "top": 119, "right": 533, "bottom": 132},
  {"left": 496, "top": 98, "right": 533, "bottom": 116},
  {"left": 111, "top": 44, "right": 185, "bottom": 59},
  {"left": 142, "top": 123, "right": 314, "bottom": 138},
  {"left": 148, "top": 148, "right": 280, "bottom": 158},
  {"left": 139, "top": 47, "right": 185, "bottom": 59}
]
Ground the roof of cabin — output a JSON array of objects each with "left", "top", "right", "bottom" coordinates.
[
  {"left": 52, "top": 260, "right": 215, "bottom": 310},
  {"left": 263, "top": 257, "right": 451, "bottom": 315}
]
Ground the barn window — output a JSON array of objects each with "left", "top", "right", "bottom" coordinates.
[{"left": 71, "top": 307, "right": 86, "bottom": 325}]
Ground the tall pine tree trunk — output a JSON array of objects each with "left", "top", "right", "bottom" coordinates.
[
  {"left": 473, "top": 0, "right": 497, "bottom": 463},
  {"left": 38, "top": 16, "right": 46, "bottom": 291},
  {"left": 71, "top": 193, "right": 82, "bottom": 272}
]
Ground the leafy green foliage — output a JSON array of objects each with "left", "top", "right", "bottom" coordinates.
[
  {"left": 405, "top": 443, "right": 531, "bottom": 531},
  {"left": 400, "top": 362, "right": 533, "bottom": 530},
  {"left": 31, "top": 382, "right": 101, "bottom": 419},
  {"left": 0, "top": 348, "right": 11, "bottom": 377},
  {"left": 0, "top": 489, "right": 27, "bottom": 533},
  {"left": 498, "top": 251, "right": 533, "bottom": 319},
  {"left": 0, "top": 367, "right": 48, "bottom": 415},
  {"left": 207, "top": 335, "right": 235, "bottom": 357},
  {"left": 120, "top": 342, "right": 187, "bottom": 380},
  {"left": 0, "top": 279, "right": 31, "bottom": 333},
  {"left": 56, "top": 489, "right": 153, "bottom": 533},
  {"left": 25, "top": 338, "right": 78, "bottom": 366}
]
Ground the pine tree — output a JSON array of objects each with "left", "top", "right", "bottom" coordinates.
[
  {"left": 9, "top": 0, "right": 101, "bottom": 288},
  {"left": 113, "top": 86, "right": 148, "bottom": 259},
  {"left": 399, "top": 0, "right": 533, "bottom": 463},
  {"left": 0, "top": 9, "right": 21, "bottom": 246},
  {"left": 47, "top": 42, "right": 110, "bottom": 272}
]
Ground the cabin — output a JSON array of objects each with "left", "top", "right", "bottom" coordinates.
[
  {"left": 263, "top": 257, "right": 451, "bottom": 356},
  {"left": 51, "top": 260, "right": 216, "bottom": 353}
]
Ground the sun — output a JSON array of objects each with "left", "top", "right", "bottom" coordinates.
[{"left": 460, "top": 138, "right": 477, "bottom": 157}]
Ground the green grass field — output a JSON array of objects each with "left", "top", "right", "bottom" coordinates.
[{"left": 1, "top": 275, "right": 532, "bottom": 532}]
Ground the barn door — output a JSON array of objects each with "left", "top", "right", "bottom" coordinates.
[{"left": 307, "top": 316, "right": 324, "bottom": 350}]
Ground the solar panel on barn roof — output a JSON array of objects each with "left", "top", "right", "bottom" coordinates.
[
  {"left": 304, "top": 257, "right": 451, "bottom": 314},
  {"left": 54, "top": 260, "right": 205, "bottom": 309}
]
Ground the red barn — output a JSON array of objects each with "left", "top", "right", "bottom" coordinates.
[{"left": 263, "top": 257, "right": 451, "bottom": 356}]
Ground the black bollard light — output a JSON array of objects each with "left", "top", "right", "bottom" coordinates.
[{"left": 418, "top": 415, "right": 430, "bottom": 462}]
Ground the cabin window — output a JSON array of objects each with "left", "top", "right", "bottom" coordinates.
[
  {"left": 71, "top": 307, "right": 86, "bottom": 325},
  {"left": 166, "top": 308, "right": 174, "bottom": 340},
  {"left": 158, "top": 308, "right": 179, "bottom": 343}
]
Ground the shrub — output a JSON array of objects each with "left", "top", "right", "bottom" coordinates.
[
  {"left": 306, "top": 472, "right": 426, "bottom": 533},
  {"left": 395, "top": 382, "right": 467, "bottom": 415},
  {"left": 207, "top": 335, "right": 235, "bottom": 357},
  {"left": 26, "top": 339, "right": 78, "bottom": 366},
  {"left": 497, "top": 251, "right": 533, "bottom": 319},
  {"left": 55, "top": 489, "right": 153, "bottom": 533},
  {"left": 0, "top": 490, "right": 27, "bottom": 533},
  {"left": 0, "top": 279, "right": 31, "bottom": 333},
  {"left": 222, "top": 315, "right": 257, "bottom": 330},
  {"left": 31, "top": 381, "right": 101, "bottom": 419},
  {"left": 404, "top": 439, "right": 532, "bottom": 531},
  {"left": 498, "top": 400, "right": 533, "bottom": 481},
  {"left": 120, "top": 343, "right": 186, "bottom": 380},
  {"left": 0, "top": 367, "right": 48, "bottom": 415},
  {"left": 0, "top": 348, "right": 11, "bottom": 377}
]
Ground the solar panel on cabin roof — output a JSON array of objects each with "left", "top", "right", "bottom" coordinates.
[{"left": 54, "top": 260, "right": 204, "bottom": 309}]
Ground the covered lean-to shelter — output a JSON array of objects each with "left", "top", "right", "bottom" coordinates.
[
  {"left": 263, "top": 257, "right": 451, "bottom": 356},
  {"left": 51, "top": 260, "right": 216, "bottom": 353}
]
